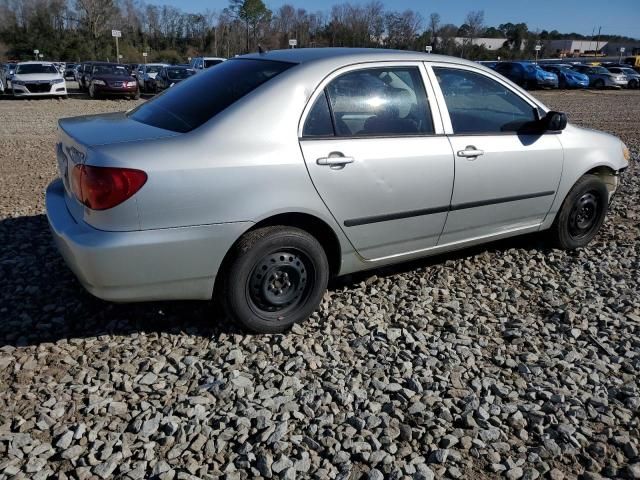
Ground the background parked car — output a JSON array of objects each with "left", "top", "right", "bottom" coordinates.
[
  {"left": 153, "top": 65, "right": 196, "bottom": 92},
  {"left": 1, "top": 62, "right": 17, "bottom": 90},
  {"left": 606, "top": 66, "right": 640, "bottom": 89},
  {"left": 78, "top": 62, "right": 95, "bottom": 90},
  {"left": 87, "top": 63, "right": 139, "bottom": 99},
  {"left": 136, "top": 63, "right": 168, "bottom": 92},
  {"left": 64, "top": 63, "right": 77, "bottom": 80},
  {"left": 492, "top": 61, "right": 558, "bottom": 89},
  {"left": 540, "top": 65, "right": 589, "bottom": 89},
  {"left": 11, "top": 61, "right": 67, "bottom": 98},
  {"left": 188, "top": 56, "right": 225, "bottom": 73},
  {"left": 572, "top": 65, "right": 628, "bottom": 89}
]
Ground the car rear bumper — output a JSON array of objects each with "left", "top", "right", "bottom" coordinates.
[
  {"left": 46, "top": 179, "right": 251, "bottom": 302},
  {"left": 536, "top": 78, "right": 558, "bottom": 88},
  {"left": 605, "top": 79, "right": 629, "bottom": 87}
]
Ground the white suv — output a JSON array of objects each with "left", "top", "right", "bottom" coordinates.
[
  {"left": 189, "top": 56, "right": 226, "bottom": 73},
  {"left": 11, "top": 62, "right": 67, "bottom": 97}
]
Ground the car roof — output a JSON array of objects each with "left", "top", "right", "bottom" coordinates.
[
  {"left": 241, "top": 48, "right": 485, "bottom": 70},
  {"left": 17, "top": 61, "right": 54, "bottom": 65}
]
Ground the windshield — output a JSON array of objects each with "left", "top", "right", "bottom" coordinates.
[
  {"left": 93, "top": 65, "right": 129, "bottom": 76},
  {"left": 146, "top": 65, "right": 163, "bottom": 74},
  {"left": 16, "top": 64, "right": 58, "bottom": 75},
  {"left": 167, "top": 68, "right": 194, "bottom": 80},
  {"left": 204, "top": 59, "right": 224, "bottom": 68},
  {"left": 129, "top": 59, "right": 294, "bottom": 133},
  {"left": 591, "top": 67, "right": 609, "bottom": 74}
]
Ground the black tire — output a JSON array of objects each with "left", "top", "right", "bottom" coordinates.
[
  {"left": 222, "top": 226, "right": 329, "bottom": 333},
  {"left": 549, "top": 174, "right": 609, "bottom": 250},
  {"left": 629, "top": 79, "right": 638, "bottom": 89},
  {"left": 88, "top": 83, "right": 97, "bottom": 99},
  {"left": 594, "top": 79, "right": 605, "bottom": 89}
]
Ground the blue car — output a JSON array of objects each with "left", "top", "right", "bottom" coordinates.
[
  {"left": 492, "top": 61, "right": 558, "bottom": 89},
  {"left": 540, "top": 65, "right": 589, "bottom": 89}
]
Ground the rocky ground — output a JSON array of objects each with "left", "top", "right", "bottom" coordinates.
[{"left": 0, "top": 88, "right": 638, "bottom": 480}]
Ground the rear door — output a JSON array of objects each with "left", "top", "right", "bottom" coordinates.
[
  {"left": 299, "top": 62, "right": 455, "bottom": 261},
  {"left": 428, "top": 64, "right": 563, "bottom": 245}
]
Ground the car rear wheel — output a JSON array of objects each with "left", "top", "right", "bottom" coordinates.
[
  {"left": 222, "top": 226, "right": 329, "bottom": 333},
  {"left": 550, "top": 174, "right": 609, "bottom": 249},
  {"left": 594, "top": 79, "right": 605, "bottom": 89}
]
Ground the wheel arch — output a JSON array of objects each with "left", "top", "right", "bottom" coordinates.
[
  {"left": 213, "top": 211, "right": 343, "bottom": 299},
  {"left": 583, "top": 165, "right": 621, "bottom": 198}
]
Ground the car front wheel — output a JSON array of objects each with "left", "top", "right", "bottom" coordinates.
[
  {"left": 550, "top": 174, "right": 609, "bottom": 249},
  {"left": 222, "top": 226, "right": 329, "bottom": 333}
]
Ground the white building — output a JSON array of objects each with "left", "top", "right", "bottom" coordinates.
[
  {"left": 448, "top": 37, "right": 509, "bottom": 50},
  {"left": 547, "top": 39, "right": 608, "bottom": 56}
]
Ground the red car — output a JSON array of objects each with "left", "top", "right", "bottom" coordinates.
[{"left": 88, "top": 63, "right": 140, "bottom": 99}]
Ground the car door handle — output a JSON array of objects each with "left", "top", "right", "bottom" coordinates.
[
  {"left": 457, "top": 146, "right": 484, "bottom": 158},
  {"left": 316, "top": 153, "right": 354, "bottom": 167}
]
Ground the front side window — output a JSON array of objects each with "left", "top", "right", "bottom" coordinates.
[
  {"left": 129, "top": 59, "right": 295, "bottom": 133},
  {"left": 434, "top": 67, "right": 537, "bottom": 134},
  {"left": 325, "top": 67, "right": 434, "bottom": 137}
]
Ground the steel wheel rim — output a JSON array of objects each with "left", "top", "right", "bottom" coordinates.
[
  {"left": 246, "top": 249, "right": 315, "bottom": 318},
  {"left": 568, "top": 191, "right": 601, "bottom": 239}
]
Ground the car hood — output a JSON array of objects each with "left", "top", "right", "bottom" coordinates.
[
  {"left": 59, "top": 112, "right": 179, "bottom": 147},
  {"left": 14, "top": 73, "right": 61, "bottom": 81}
]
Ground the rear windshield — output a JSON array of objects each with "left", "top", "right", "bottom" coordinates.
[
  {"left": 167, "top": 67, "right": 194, "bottom": 79},
  {"left": 204, "top": 59, "right": 224, "bottom": 68},
  {"left": 129, "top": 59, "right": 295, "bottom": 133}
]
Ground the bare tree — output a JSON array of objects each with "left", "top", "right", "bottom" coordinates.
[{"left": 74, "top": 0, "right": 116, "bottom": 56}]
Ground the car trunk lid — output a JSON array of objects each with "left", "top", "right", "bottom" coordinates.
[
  {"left": 59, "top": 112, "right": 178, "bottom": 147},
  {"left": 57, "top": 112, "right": 178, "bottom": 226}
]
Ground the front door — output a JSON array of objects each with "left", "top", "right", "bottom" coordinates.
[
  {"left": 299, "top": 64, "right": 455, "bottom": 261},
  {"left": 429, "top": 65, "right": 563, "bottom": 245}
]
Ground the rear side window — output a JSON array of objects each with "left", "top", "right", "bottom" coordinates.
[
  {"left": 325, "top": 67, "right": 434, "bottom": 137},
  {"left": 434, "top": 67, "right": 537, "bottom": 134},
  {"left": 303, "top": 91, "right": 334, "bottom": 137},
  {"left": 129, "top": 59, "right": 295, "bottom": 133}
]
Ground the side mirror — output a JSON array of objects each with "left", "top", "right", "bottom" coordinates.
[{"left": 544, "top": 111, "right": 567, "bottom": 131}]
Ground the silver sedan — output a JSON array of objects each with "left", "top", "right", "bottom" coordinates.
[{"left": 46, "top": 48, "right": 630, "bottom": 332}]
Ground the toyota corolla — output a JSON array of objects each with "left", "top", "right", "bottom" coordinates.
[{"left": 46, "top": 49, "right": 629, "bottom": 333}]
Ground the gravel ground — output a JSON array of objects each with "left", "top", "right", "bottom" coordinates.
[{"left": 0, "top": 88, "right": 638, "bottom": 480}]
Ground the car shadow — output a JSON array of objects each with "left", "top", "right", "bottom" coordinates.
[{"left": 0, "top": 214, "right": 553, "bottom": 348}]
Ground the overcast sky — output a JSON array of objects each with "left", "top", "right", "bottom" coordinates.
[{"left": 144, "top": 0, "right": 639, "bottom": 39}]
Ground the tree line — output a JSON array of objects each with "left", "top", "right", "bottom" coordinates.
[{"left": 0, "top": 0, "right": 637, "bottom": 63}]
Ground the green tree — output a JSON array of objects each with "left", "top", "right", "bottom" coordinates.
[{"left": 227, "top": 0, "right": 271, "bottom": 53}]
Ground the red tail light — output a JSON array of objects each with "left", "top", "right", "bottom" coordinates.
[{"left": 71, "top": 165, "right": 147, "bottom": 210}]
